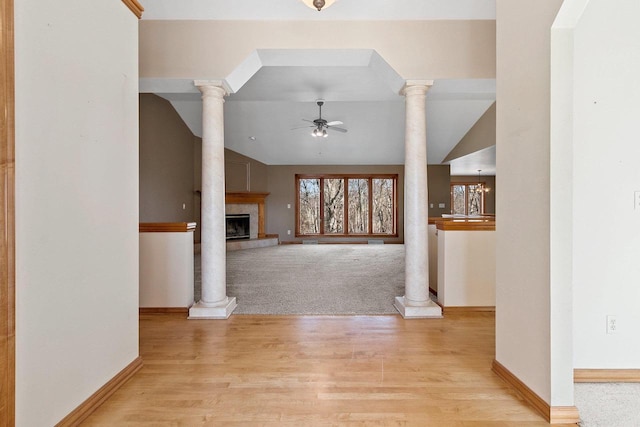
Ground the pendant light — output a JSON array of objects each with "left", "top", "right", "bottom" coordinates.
[
  {"left": 300, "top": 0, "right": 338, "bottom": 12},
  {"left": 475, "top": 170, "right": 491, "bottom": 193}
]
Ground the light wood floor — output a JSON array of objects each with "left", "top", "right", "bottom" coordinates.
[{"left": 82, "top": 313, "right": 568, "bottom": 426}]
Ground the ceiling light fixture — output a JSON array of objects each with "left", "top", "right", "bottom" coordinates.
[
  {"left": 312, "top": 127, "right": 328, "bottom": 138},
  {"left": 300, "top": 0, "right": 337, "bottom": 12},
  {"left": 475, "top": 170, "right": 491, "bottom": 193}
]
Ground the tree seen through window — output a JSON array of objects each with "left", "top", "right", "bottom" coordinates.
[{"left": 296, "top": 175, "right": 397, "bottom": 236}]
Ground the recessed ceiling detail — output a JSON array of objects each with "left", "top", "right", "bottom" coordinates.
[
  {"left": 226, "top": 49, "right": 406, "bottom": 99},
  {"left": 139, "top": 49, "right": 496, "bottom": 168}
]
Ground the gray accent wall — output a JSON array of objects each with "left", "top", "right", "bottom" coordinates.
[
  {"left": 140, "top": 94, "right": 196, "bottom": 223},
  {"left": 428, "top": 165, "right": 452, "bottom": 217},
  {"left": 223, "top": 149, "right": 269, "bottom": 193},
  {"left": 443, "top": 102, "right": 496, "bottom": 163}
]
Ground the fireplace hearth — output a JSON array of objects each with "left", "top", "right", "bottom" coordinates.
[{"left": 226, "top": 214, "right": 250, "bottom": 240}]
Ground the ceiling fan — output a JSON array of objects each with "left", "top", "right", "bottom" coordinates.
[{"left": 294, "top": 100, "right": 348, "bottom": 137}]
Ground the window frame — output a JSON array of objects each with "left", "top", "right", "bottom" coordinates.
[
  {"left": 295, "top": 174, "right": 398, "bottom": 238},
  {"left": 450, "top": 182, "right": 486, "bottom": 216}
]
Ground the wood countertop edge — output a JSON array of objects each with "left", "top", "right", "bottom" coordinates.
[{"left": 139, "top": 222, "right": 197, "bottom": 233}]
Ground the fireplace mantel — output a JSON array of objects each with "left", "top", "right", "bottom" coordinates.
[{"left": 225, "top": 192, "right": 269, "bottom": 238}]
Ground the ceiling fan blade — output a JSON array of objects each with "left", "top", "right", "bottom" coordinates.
[
  {"left": 291, "top": 125, "right": 314, "bottom": 130},
  {"left": 326, "top": 120, "right": 343, "bottom": 126},
  {"left": 302, "top": 119, "right": 315, "bottom": 123},
  {"left": 328, "top": 126, "right": 348, "bottom": 133}
]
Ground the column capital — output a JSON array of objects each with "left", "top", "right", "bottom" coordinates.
[
  {"left": 194, "top": 80, "right": 233, "bottom": 97},
  {"left": 401, "top": 80, "right": 434, "bottom": 96}
]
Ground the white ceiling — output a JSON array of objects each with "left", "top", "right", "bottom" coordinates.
[
  {"left": 139, "top": 2, "right": 497, "bottom": 175},
  {"left": 141, "top": 0, "right": 496, "bottom": 21}
]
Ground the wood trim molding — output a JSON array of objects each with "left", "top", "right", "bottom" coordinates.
[
  {"left": 436, "top": 219, "right": 495, "bottom": 231},
  {"left": 121, "top": 0, "right": 144, "bottom": 18},
  {"left": 0, "top": 0, "right": 16, "bottom": 424},
  {"left": 139, "top": 307, "right": 189, "bottom": 315},
  {"left": 56, "top": 356, "right": 143, "bottom": 426},
  {"left": 443, "top": 306, "right": 495, "bottom": 314},
  {"left": 294, "top": 175, "right": 399, "bottom": 238},
  {"left": 549, "top": 406, "right": 582, "bottom": 424},
  {"left": 492, "top": 360, "right": 580, "bottom": 425},
  {"left": 428, "top": 217, "right": 441, "bottom": 225},
  {"left": 139, "top": 222, "right": 197, "bottom": 233},
  {"left": 574, "top": 369, "right": 640, "bottom": 383},
  {"left": 225, "top": 192, "right": 270, "bottom": 204}
]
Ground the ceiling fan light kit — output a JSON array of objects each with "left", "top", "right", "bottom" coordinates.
[
  {"left": 301, "top": 0, "right": 337, "bottom": 11},
  {"left": 312, "top": 127, "right": 328, "bottom": 138}
]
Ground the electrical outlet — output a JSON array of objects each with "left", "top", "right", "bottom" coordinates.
[
  {"left": 287, "top": 230, "right": 291, "bottom": 235},
  {"left": 606, "top": 315, "right": 617, "bottom": 334},
  {"left": 438, "top": 203, "right": 445, "bottom": 208},
  {"left": 635, "top": 191, "right": 640, "bottom": 210}
]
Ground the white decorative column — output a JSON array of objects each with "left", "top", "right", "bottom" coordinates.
[
  {"left": 189, "top": 80, "right": 237, "bottom": 319},
  {"left": 394, "top": 80, "right": 442, "bottom": 318}
]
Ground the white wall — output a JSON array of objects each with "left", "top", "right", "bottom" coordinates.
[
  {"left": 495, "top": 0, "right": 570, "bottom": 407},
  {"left": 139, "top": 20, "right": 496, "bottom": 80},
  {"left": 550, "top": 0, "right": 587, "bottom": 407},
  {"left": 140, "top": 232, "right": 194, "bottom": 308},
  {"left": 437, "top": 230, "right": 495, "bottom": 307},
  {"left": 565, "top": 0, "right": 640, "bottom": 368},
  {"left": 14, "top": 1, "right": 139, "bottom": 425}
]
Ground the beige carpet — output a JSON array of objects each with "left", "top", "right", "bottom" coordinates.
[
  {"left": 575, "top": 383, "right": 640, "bottom": 427},
  {"left": 195, "top": 244, "right": 408, "bottom": 315}
]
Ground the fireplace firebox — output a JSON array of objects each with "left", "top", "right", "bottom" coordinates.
[{"left": 226, "top": 214, "right": 250, "bottom": 240}]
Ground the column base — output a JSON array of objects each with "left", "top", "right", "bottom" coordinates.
[
  {"left": 188, "top": 297, "right": 237, "bottom": 319},
  {"left": 394, "top": 296, "right": 443, "bottom": 318}
]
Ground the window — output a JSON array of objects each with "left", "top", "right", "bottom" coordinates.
[
  {"left": 296, "top": 174, "right": 398, "bottom": 237},
  {"left": 451, "top": 183, "right": 485, "bottom": 215},
  {"left": 348, "top": 179, "right": 368, "bottom": 234},
  {"left": 299, "top": 178, "right": 320, "bottom": 234}
]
